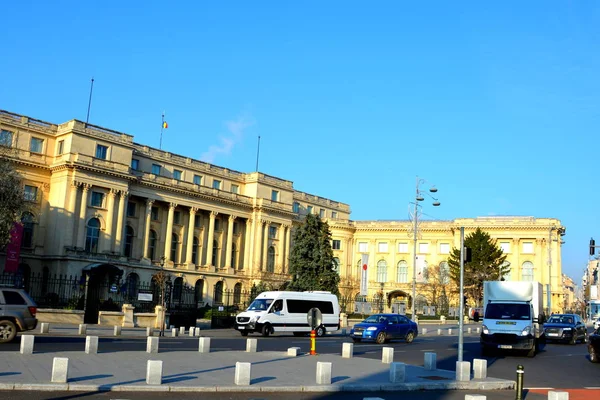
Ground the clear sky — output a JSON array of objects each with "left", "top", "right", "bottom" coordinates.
[{"left": 2, "top": 1, "right": 599, "bottom": 283}]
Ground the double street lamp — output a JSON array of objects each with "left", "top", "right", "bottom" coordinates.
[{"left": 409, "top": 176, "right": 440, "bottom": 320}]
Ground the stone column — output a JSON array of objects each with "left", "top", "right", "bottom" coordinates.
[
  {"left": 163, "top": 203, "right": 177, "bottom": 261},
  {"left": 250, "top": 217, "right": 258, "bottom": 274},
  {"left": 101, "top": 189, "right": 117, "bottom": 253},
  {"left": 225, "top": 215, "right": 236, "bottom": 268},
  {"left": 206, "top": 211, "right": 217, "bottom": 266},
  {"left": 76, "top": 183, "right": 91, "bottom": 249},
  {"left": 113, "top": 191, "right": 128, "bottom": 254},
  {"left": 262, "top": 221, "right": 270, "bottom": 271},
  {"left": 142, "top": 199, "right": 154, "bottom": 259},
  {"left": 185, "top": 207, "right": 198, "bottom": 267},
  {"left": 63, "top": 181, "right": 79, "bottom": 250},
  {"left": 285, "top": 224, "right": 292, "bottom": 273},
  {"left": 243, "top": 218, "right": 252, "bottom": 270},
  {"left": 277, "top": 224, "right": 285, "bottom": 273}
]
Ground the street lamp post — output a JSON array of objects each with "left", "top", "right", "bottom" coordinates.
[{"left": 410, "top": 176, "right": 440, "bottom": 321}]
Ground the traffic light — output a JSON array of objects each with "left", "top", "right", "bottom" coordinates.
[
  {"left": 591, "top": 238, "right": 596, "bottom": 256},
  {"left": 463, "top": 247, "right": 472, "bottom": 263}
]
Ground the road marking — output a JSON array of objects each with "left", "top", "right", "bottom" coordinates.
[
  {"left": 420, "top": 349, "right": 435, "bottom": 352},
  {"left": 526, "top": 387, "right": 555, "bottom": 389},
  {"left": 584, "top": 387, "right": 600, "bottom": 389}
]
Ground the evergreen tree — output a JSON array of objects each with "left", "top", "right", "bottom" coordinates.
[
  {"left": 288, "top": 214, "right": 340, "bottom": 296},
  {"left": 448, "top": 228, "right": 508, "bottom": 306},
  {"left": 0, "top": 146, "right": 24, "bottom": 248}
]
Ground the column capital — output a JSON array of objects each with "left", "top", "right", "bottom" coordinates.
[
  {"left": 189, "top": 207, "right": 199, "bottom": 215},
  {"left": 80, "top": 183, "right": 92, "bottom": 191},
  {"left": 119, "top": 190, "right": 129, "bottom": 199},
  {"left": 146, "top": 199, "right": 154, "bottom": 210},
  {"left": 229, "top": 215, "right": 237, "bottom": 222},
  {"left": 261, "top": 219, "right": 271, "bottom": 225},
  {"left": 210, "top": 211, "right": 219, "bottom": 218},
  {"left": 70, "top": 180, "right": 79, "bottom": 188},
  {"left": 282, "top": 224, "right": 291, "bottom": 229},
  {"left": 169, "top": 202, "right": 178, "bottom": 210},
  {"left": 246, "top": 218, "right": 253, "bottom": 225},
  {"left": 108, "top": 189, "right": 118, "bottom": 198}
]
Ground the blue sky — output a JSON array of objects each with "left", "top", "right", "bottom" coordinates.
[{"left": 2, "top": 1, "right": 599, "bottom": 282}]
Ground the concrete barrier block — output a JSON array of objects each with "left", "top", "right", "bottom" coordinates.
[
  {"left": 287, "top": 347, "right": 301, "bottom": 356},
  {"left": 234, "top": 361, "right": 251, "bottom": 386},
  {"left": 473, "top": 358, "right": 487, "bottom": 379},
  {"left": 146, "top": 360, "right": 163, "bottom": 385},
  {"left": 548, "top": 391, "right": 569, "bottom": 400},
  {"left": 146, "top": 336, "right": 159, "bottom": 353},
  {"left": 437, "top": 328, "right": 442, "bottom": 335},
  {"left": 448, "top": 328, "right": 453, "bottom": 335},
  {"left": 113, "top": 326, "right": 121, "bottom": 336},
  {"left": 171, "top": 328, "right": 178, "bottom": 337},
  {"left": 382, "top": 347, "right": 394, "bottom": 364},
  {"left": 194, "top": 327, "right": 201, "bottom": 336},
  {"left": 456, "top": 361, "right": 471, "bottom": 381},
  {"left": 467, "top": 327, "right": 472, "bottom": 334},
  {"left": 422, "top": 328, "right": 427, "bottom": 335},
  {"left": 389, "top": 362, "right": 406, "bottom": 383},
  {"left": 20, "top": 335, "right": 34, "bottom": 355},
  {"left": 246, "top": 338, "right": 258, "bottom": 352},
  {"left": 51, "top": 357, "right": 69, "bottom": 383},
  {"left": 424, "top": 352, "right": 437, "bottom": 370},
  {"left": 146, "top": 327, "right": 154, "bottom": 336},
  {"left": 465, "top": 395, "right": 486, "bottom": 400},
  {"left": 189, "top": 327, "right": 196, "bottom": 337},
  {"left": 179, "top": 327, "right": 185, "bottom": 336},
  {"left": 40, "top": 323, "right": 49, "bottom": 334},
  {"left": 85, "top": 336, "right": 98, "bottom": 354},
  {"left": 198, "top": 337, "right": 211, "bottom": 353},
  {"left": 316, "top": 361, "right": 332, "bottom": 385},
  {"left": 476, "top": 327, "right": 481, "bottom": 334},
  {"left": 78, "top": 324, "right": 87, "bottom": 335},
  {"left": 342, "top": 342, "right": 354, "bottom": 358}
]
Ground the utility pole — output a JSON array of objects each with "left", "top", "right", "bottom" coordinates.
[{"left": 458, "top": 227, "right": 465, "bottom": 362}]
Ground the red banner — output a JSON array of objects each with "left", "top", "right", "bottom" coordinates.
[{"left": 4, "top": 222, "right": 23, "bottom": 273}]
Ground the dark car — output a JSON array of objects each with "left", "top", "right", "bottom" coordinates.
[
  {"left": 587, "top": 327, "right": 600, "bottom": 362},
  {"left": 543, "top": 313, "right": 587, "bottom": 345},
  {"left": 350, "top": 314, "right": 418, "bottom": 344}
]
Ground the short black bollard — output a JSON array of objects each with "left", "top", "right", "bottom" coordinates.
[{"left": 515, "top": 364, "right": 524, "bottom": 400}]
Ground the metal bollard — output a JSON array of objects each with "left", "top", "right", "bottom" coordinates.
[
  {"left": 515, "top": 364, "right": 524, "bottom": 400},
  {"left": 310, "top": 329, "right": 317, "bottom": 355}
]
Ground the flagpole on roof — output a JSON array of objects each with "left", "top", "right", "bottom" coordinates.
[
  {"left": 85, "top": 77, "right": 94, "bottom": 126},
  {"left": 160, "top": 111, "right": 165, "bottom": 150}
]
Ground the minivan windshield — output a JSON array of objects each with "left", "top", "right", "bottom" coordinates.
[
  {"left": 246, "top": 298, "right": 273, "bottom": 311},
  {"left": 485, "top": 303, "right": 531, "bottom": 320}
]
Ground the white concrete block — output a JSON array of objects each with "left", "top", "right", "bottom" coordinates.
[
  {"left": 548, "top": 391, "right": 569, "bottom": 400},
  {"left": 146, "top": 327, "right": 154, "bottom": 336},
  {"left": 473, "top": 358, "right": 487, "bottom": 379},
  {"left": 234, "top": 361, "right": 251, "bottom": 386},
  {"left": 422, "top": 328, "right": 428, "bottom": 335},
  {"left": 20, "top": 335, "right": 34, "bottom": 355},
  {"left": 146, "top": 336, "right": 159, "bottom": 353},
  {"left": 189, "top": 327, "right": 196, "bottom": 337},
  {"left": 437, "top": 328, "right": 442, "bottom": 335},
  {"left": 465, "top": 395, "right": 486, "bottom": 400},
  {"left": 85, "top": 336, "right": 98, "bottom": 354},
  {"left": 198, "top": 337, "right": 211, "bottom": 353},
  {"left": 171, "top": 328, "right": 178, "bottom": 337},
  {"left": 342, "top": 342, "right": 354, "bottom": 358},
  {"left": 382, "top": 347, "right": 394, "bottom": 364},
  {"left": 389, "top": 362, "right": 406, "bottom": 383},
  {"left": 51, "top": 357, "right": 69, "bottom": 383},
  {"left": 146, "top": 360, "right": 162, "bottom": 385},
  {"left": 287, "top": 347, "right": 301, "bottom": 356},
  {"left": 40, "top": 323, "right": 49, "bottom": 334},
  {"left": 179, "top": 326, "right": 185, "bottom": 336},
  {"left": 113, "top": 326, "right": 121, "bottom": 336},
  {"left": 78, "top": 324, "right": 87, "bottom": 335},
  {"left": 424, "top": 352, "right": 437, "bottom": 371},
  {"left": 194, "top": 327, "right": 201, "bottom": 336},
  {"left": 456, "top": 361, "right": 471, "bottom": 381},
  {"left": 246, "top": 338, "right": 258, "bottom": 352},
  {"left": 316, "top": 361, "right": 332, "bottom": 385},
  {"left": 476, "top": 327, "right": 481, "bottom": 334},
  {"left": 448, "top": 328, "right": 453, "bottom": 335},
  {"left": 467, "top": 327, "right": 472, "bottom": 334}
]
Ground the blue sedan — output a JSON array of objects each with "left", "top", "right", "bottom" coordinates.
[{"left": 350, "top": 314, "right": 418, "bottom": 344}]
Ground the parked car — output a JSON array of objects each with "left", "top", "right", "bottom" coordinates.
[
  {"left": 0, "top": 287, "right": 38, "bottom": 343},
  {"left": 593, "top": 317, "right": 600, "bottom": 330},
  {"left": 543, "top": 313, "right": 587, "bottom": 345},
  {"left": 588, "top": 327, "right": 600, "bottom": 363},
  {"left": 350, "top": 314, "right": 418, "bottom": 344}
]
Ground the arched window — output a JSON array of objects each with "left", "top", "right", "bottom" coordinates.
[
  {"left": 267, "top": 246, "right": 275, "bottom": 272},
  {"left": 332, "top": 257, "right": 340, "bottom": 273},
  {"left": 521, "top": 261, "right": 534, "bottom": 281},
  {"left": 173, "top": 277, "right": 183, "bottom": 303},
  {"left": 126, "top": 273, "right": 139, "bottom": 299},
  {"left": 194, "top": 279, "right": 204, "bottom": 303},
  {"left": 396, "top": 261, "right": 408, "bottom": 283},
  {"left": 233, "top": 282, "right": 242, "bottom": 304},
  {"left": 231, "top": 243, "right": 237, "bottom": 269},
  {"left": 171, "top": 233, "right": 179, "bottom": 263},
  {"left": 21, "top": 212, "right": 35, "bottom": 248},
  {"left": 192, "top": 237, "right": 199, "bottom": 265},
  {"left": 212, "top": 240, "right": 218, "bottom": 266},
  {"left": 149, "top": 230, "right": 157, "bottom": 260},
  {"left": 376, "top": 260, "right": 387, "bottom": 283},
  {"left": 501, "top": 261, "right": 511, "bottom": 281},
  {"left": 85, "top": 218, "right": 100, "bottom": 253},
  {"left": 124, "top": 226, "right": 134, "bottom": 257},
  {"left": 440, "top": 261, "right": 450, "bottom": 284},
  {"left": 214, "top": 281, "right": 224, "bottom": 304}
]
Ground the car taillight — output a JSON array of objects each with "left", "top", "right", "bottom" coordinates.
[{"left": 28, "top": 306, "right": 37, "bottom": 317}]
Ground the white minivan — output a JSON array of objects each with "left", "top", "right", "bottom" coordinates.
[{"left": 234, "top": 291, "right": 340, "bottom": 337}]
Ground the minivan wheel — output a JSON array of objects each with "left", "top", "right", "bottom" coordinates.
[
  {"left": 316, "top": 326, "right": 326, "bottom": 337},
  {"left": 261, "top": 324, "right": 272, "bottom": 337},
  {"left": 0, "top": 320, "right": 17, "bottom": 344}
]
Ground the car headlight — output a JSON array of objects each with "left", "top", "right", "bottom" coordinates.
[
  {"left": 521, "top": 326, "right": 531, "bottom": 336},
  {"left": 482, "top": 324, "right": 489, "bottom": 335},
  {"left": 366, "top": 327, "right": 378, "bottom": 331}
]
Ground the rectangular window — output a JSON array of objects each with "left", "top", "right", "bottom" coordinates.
[
  {"left": 293, "top": 202, "right": 300, "bottom": 213},
  {"left": 29, "top": 137, "right": 44, "bottom": 153},
  {"left": 194, "top": 215, "right": 201, "bottom": 228},
  {"left": 269, "top": 226, "right": 277, "bottom": 239},
  {"left": 439, "top": 243, "right": 450, "bottom": 254},
  {"left": 214, "top": 219, "right": 221, "bottom": 231},
  {"left": 319, "top": 209, "right": 325, "bottom": 218},
  {"left": 57, "top": 140, "right": 64, "bottom": 155},
  {"left": 151, "top": 206, "right": 159, "bottom": 221},
  {"left": 500, "top": 242, "right": 511, "bottom": 253},
  {"left": 213, "top": 180, "right": 221, "bottom": 190},
  {"left": 378, "top": 242, "right": 388, "bottom": 253},
  {"left": 522, "top": 242, "right": 534, "bottom": 254},
  {"left": 174, "top": 211, "right": 181, "bottom": 224},
  {"left": 23, "top": 185, "right": 38, "bottom": 202},
  {"left": 419, "top": 243, "right": 429, "bottom": 253},
  {"left": 90, "top": 192, "right": 104, "bottom": 207},
  {"left": 131, "top": 159, "right": 139, "bottom": 170},
  {"left": 307, "top": 205, "right": 313, "bottom": 214},
  {"left": 358, "top": 242, "right": 368, "bottom": 252},
  {"left": 95, "top": 144, "right": 108, "bottom": 159},
  {"left": 126, "top": 201, "right": 136, "bottom": 217},
  {"left": 398, "top": 243, "right": 409, "bottom": 253},
  {"left": 271, "top": 190, "right": 279, "bottom": 201},
  {"left": 332, "top": 240, "right": 341, "bottom": 250},
  {"left": 331, "top": 211, "right": 337, "bottom": 219},
  {"left": 193, "top": 175, "right": 202, "bottom": 185},
  {"left": 0, "top": 129, "right": 13, "bottom": 147},
  {"left": 173, "top": 169, "right": 182, "bottom": 180},
  {"left": 151, "top": 164, "right": 161, "bottom": 175},
  {"left": 233, "top": 222, "right": 239, "bottom": 234},
  {"left": 231, "top": 184, "right": 239, "bottom": 194}
]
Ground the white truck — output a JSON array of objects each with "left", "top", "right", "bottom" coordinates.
[{"left": 478, "top": 281, "right": 545, "bottom": 357}]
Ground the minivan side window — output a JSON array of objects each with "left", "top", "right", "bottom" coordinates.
[
  {"left": 271, "top": 300, "right": 283, "bottom": 313},
  {"left": 287, "top": 300, "right": 334, "bottom": 314},
  {"left": 1, "top": 290, "right": 27, "bottom": 305}
]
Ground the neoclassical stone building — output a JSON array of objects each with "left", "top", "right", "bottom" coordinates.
[{"left": 0, "top": 109, "right": 567, "bottom": 319}]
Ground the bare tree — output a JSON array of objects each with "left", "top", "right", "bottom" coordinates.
[
  {"left": 424, "top": 262, "right": 454, "bottom": 316},
  {"left": 152, "top": 266, "right": 171, "bottom": 336}
]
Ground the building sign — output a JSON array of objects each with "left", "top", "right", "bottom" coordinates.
[
  {"left": 4, "top": 222, "right": 23, "bottom": 274},
  {"left": 138, "top": 293, "right": 153, "bottom": 301},
  {"left": 360, "top": 254, "right": 369, "bottom": 296}
]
